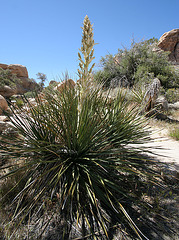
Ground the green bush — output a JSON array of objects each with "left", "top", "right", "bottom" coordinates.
[
  {"left": 94, "top": 54, "right": 124, "bottom": 88},
  {"left": 165, "top": 88, "right": 179, "bottom": 103},
  {"left": 15, "top": 98, "right": 24, "bottom": 108},
  {"left": 94, "top": 38, "right": 179, "bottom": 89},
  {"left": 0, "top": 68, "right": 21, "bottom": 88},
  {"left": 134, "top": 65, "right": 155, "bottom": 88},
  {"left": 93, "top": 69, "right": 121, "bottom": 88},
  {"left": 24, "top": 91, "right": 36, "bottom": 98},
  {"left": 170, "top": 127, "right": 179, "bottom": 141}
]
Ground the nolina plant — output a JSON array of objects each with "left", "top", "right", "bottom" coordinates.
[{"left": 0, "top": 16, "right": 166, "bottom": 240}]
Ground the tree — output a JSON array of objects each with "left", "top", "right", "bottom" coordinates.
[{"left": 36, "top": 72, "right": 47, "bottom": 91}]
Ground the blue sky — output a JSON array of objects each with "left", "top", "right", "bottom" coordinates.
[{"left": 0, "top": 0, "right": 178, "bottom": 83}]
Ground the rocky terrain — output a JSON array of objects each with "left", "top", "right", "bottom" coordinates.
[{"left": 0, "top": 63, "right": 38, "bottom": 98}]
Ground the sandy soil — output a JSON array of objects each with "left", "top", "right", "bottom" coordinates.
[{"left": 146, "top": 128, "right": 179, "bottom": 167}]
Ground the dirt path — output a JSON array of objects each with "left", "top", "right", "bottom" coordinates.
[{"left": 145, "top": 127, "right": 179, "bottom": 169}]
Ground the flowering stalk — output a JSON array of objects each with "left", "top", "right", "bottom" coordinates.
[{"left": 78, "top": 15, "right": 96, "bottom": 92}]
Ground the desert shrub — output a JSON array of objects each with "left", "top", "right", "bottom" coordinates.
[
  {"left": 24, "top": 91, "right": 36, "bottom": 98},
  {"left": 0, "top": 68, "right": 21, "bottom": 88},
  {"left": 15, "top": 98, "right": 24, "bottom": 108},
  {"left": 93, "top": 69, "right": 115, "bottom": 88},
  {"left": 94, "top": 53, "right": 127, "bottom": 88},
  {"left": 165, "top": 88, "right": 179, "bottom": 103},
  {"left": 9, "top": 96, "right": 25, "bottom": 109},
  {"left": 134, "top": 65, "right": 155, "bottom": 88},
  {"left": 94, "top": 38, "right": 179, "bottom": 89},
  {"left": 170, "top": 127, "right": 179, "bottom": 140}
]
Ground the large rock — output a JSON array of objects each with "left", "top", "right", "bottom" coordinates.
[
  {"left": 156, "top": 95, "right": 168, "bottom": 111},
  {"left": 16, "top": 77, "right": 38, "bottom": 95},
  {"left": 0, "top": 86, "right": 16, "bottom": 98},
  {"left": 158, "top": 29, "right": 179, "bottom": 64},
  {"left": 0, "top": 63, "right": 28, "bottom": 78},
  {"left": 143, "top": 78, "right": 161, "bottom": 112},
  {"left": 0, "top": 95, "right": 8, "bottom": 115}
]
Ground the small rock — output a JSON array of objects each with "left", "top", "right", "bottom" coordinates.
[
  {"left": 0, "top": 116, "right": 9, "bottom": 122},
  {"left": 156, "top": 95, "right": 169, "bottom": 111},
  {"left": 168, "top": 101, "right": 179, "bottom": 110},
  {"left": 28, "top": 98, "right": 37, "bottom": 106}
]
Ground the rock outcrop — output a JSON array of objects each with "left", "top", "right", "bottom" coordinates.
[
  {"left": 0, "top": 95, "right": 8, "bottom": 115},
  {"left": 0, "top": 63, "right": 38, "bottom": 97},
  {"left": 0, "top": 79, "right": 37, "bottom": 97},
  {"left": 158, "top": 29, "right": 179, "bottom": 64},
  {"left": 0, "top": 63, "right": 28, "bottom": 78},
  {"left": 16, "top": 78, "right": 38, "bottom": 95}
]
